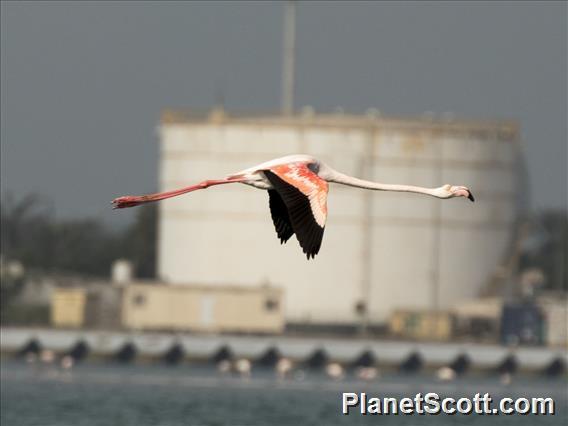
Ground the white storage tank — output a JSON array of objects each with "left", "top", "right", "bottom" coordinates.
[{"left": 156, "top": 109, "right": 520, "bottom": 326}]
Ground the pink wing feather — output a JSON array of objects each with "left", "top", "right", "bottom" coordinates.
[{"left": 269, "top": 163, "right": 329, "bottom": 228}]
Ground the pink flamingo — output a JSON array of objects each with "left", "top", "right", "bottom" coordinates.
[{"left": 112, "top": 154, "right": 474, "bottom": 259}]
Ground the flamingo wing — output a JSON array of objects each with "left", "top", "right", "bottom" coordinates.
[
  {"left": 263, "top": 163, "right": 328, "bottom": 259},
  {"left": 268, "top": 190, "right": 294, "bottom": 244}
]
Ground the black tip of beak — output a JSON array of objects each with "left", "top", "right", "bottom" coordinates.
[{"left": 468, "top": 192, "right": 475, "bottom": 202}]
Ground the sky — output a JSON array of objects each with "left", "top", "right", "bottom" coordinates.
[{"left": 1, "top": 1, "right": 566, "bottom": 226}]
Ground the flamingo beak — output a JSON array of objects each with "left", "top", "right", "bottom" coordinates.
[{"left": 453, "top": 187, "right": 475, "bottom": 202}]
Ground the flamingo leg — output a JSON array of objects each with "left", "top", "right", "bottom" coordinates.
[{"left": 112, "top": 178, "right": 243, "bottom": 209}]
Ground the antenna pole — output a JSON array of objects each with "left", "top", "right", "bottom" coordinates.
[{"left": 281, "top": 1, "right": 296, "bottom": 115}]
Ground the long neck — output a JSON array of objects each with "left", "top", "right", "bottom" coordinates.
[{"left": 326, "top": 169, "right": 443, "bottom": 199}]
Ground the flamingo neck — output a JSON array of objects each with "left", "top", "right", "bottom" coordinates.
[{"left": 327, "top": 170, "right": 444, "bottom": 199}]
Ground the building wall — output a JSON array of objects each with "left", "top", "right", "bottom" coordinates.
[
  {"left": 121, "top": 283, "right": 284, "bottom": 333},
  {"left": 51, "top": 288, "right": 86, "bottom": 328},
  {"left": 538, "top": 298, "right": 568, "bottom": 347},
  {"left": 157, "top": 112, "right": 519, "bottom": 325}
]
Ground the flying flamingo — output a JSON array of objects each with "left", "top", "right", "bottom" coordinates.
[{"left": 112, "top": 154, "right": 474, "bottom": 259}]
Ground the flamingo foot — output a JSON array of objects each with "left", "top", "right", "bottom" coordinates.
[{"left": 111, "top": 196, "right": 148, "bottom": 209}]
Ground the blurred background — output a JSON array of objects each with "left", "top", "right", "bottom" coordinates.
[{"left": 1, "top": 2, "right": 566, "bottom": 425}]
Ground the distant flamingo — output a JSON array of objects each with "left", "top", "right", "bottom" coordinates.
[{"left": 112, "top": 154, "right": 474, "bottom": 259}]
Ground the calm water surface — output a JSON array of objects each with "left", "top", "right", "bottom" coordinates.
[{"left": 1, "top": 360, "right": 566, "bottom": 426}]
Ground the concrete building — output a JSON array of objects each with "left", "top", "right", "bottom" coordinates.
[
  {"left": 121, "top": 283, "right": 283, "bottom": 333},
  {"left": 51, "top": 285, "right": 122, "bottom": 330},
  {"left": 51, "top": 288, "right": 86, "bottom": 329},
  {"left": 157, "top": 108, "right": 521, "bottom": 327},
  {"left": 51, "top": 280, "right": 283, "bottom": 334}
]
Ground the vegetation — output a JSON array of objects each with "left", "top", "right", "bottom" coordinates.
[
  {"left": 0, "top": 193, "right": 565, "bottom": 296},
  {"left": 520, "top": 209, "right": 568, "bottom": 292},
  {"left": 1, "top": 193, "right": 157, "bottom": 279},
  {"left": 1, "top": 304, "right": 50, "bottom": 326}
]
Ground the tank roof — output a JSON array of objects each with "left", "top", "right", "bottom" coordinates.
[{"left": 160, "top": 108, "right": 519, "bottom": 140}]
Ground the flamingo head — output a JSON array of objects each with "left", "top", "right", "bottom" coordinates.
[{"left": 440, "top": 184, "right": 475, "bottom": 202}]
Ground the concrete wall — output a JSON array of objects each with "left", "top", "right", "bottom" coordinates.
[
  {"left": 539, "top": 298, "right": 568, "bottom": 347},
  {"left": 4, "top": 327, "right": 566, "bottom": 371},
  {"left": 121, "top": 283, "right": 284, "bottom": 333},
  {"left": 157, "top": 112, "right": 520, "bottom": 325},
  {"left": 51, "top": 288, "right": 86, "bottom": 328}
]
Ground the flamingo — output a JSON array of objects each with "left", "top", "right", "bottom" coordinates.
[{"left": 112, "top": 154, "right": 474, "bottom": 259}]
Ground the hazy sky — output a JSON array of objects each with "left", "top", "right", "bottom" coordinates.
[{"left": 1, "top": 1, "right": 566, "bottom": 225}]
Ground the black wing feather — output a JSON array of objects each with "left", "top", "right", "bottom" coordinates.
[
  {"left": 264, "top": 170, "right": 325, "bottom": 259},
  {"left": 268, "top": 190, "right": 294, "bottom": 244}
]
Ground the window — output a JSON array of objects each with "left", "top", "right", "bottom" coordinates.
[
  {"left": 132, "top": 293, "right": 146, "bottom": 307},
  {"left": 265, "top": 298, "right": 279, "bottom": 312}
]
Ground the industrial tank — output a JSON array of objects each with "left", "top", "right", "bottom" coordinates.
[{"left": 157, "top": 109, "right": 520, "bottom": 326}]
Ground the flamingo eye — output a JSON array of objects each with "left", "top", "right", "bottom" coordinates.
[{"left": 307, "top": 163, "right": 319, "bottom": 173}]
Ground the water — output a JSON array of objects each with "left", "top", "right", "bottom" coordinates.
[{"left": 1, "top": 360, "right": 566, "bottom": 426}]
